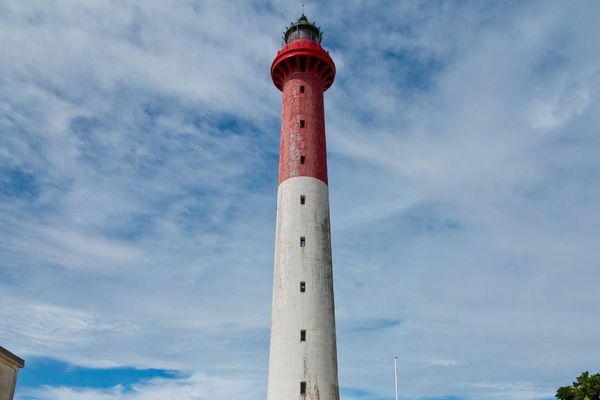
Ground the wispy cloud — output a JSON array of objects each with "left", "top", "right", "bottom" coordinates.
[
  {"left": 19, "top": 373, "right": 262, "bottom": 400},
  {"left": 1, "top": 1, "right": 599, "bottom": 400}
]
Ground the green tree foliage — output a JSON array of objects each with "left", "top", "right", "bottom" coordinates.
[{"left": 556, "top": 371, "right": 600, "bottom": 400}]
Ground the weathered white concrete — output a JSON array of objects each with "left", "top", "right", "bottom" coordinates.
[
  {"left": 0, "top": 346, "right": 24, "bottom": 400},
  {"left": 267, "top": 176, "right": 339, "bottom": 400}
]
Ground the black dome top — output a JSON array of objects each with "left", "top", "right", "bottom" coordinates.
[{"left": 284, "top": 14, "right": 322, "bottom": 44}]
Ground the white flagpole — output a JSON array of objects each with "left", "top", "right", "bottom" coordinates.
[{"left": 394, "top": 356, "right": 399, "bottom": 400}]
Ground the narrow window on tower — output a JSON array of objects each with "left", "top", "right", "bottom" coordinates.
[
  {"left": 300, "top": 195, "right": 306, "bottom": 205},
  {"left": 300, "top": 120, "right": 305, "bottom": 128},
  {"left": 300, "top": 382, "right": 307, "bottom": 395},
  {"left": 300, "top": 236, "right": 305, "bottom": 247},
  {"left": 300, "top": 85, "right": 305, "bottom": 93},
  {"left": 300, "top": 281, "right": 306, "bottom": 292},
  {"left": 300, "top": 155, "right": 305, "bottom": 165},
  {"left": 300, "top": 330, "right": 306, "bottom": 341}
]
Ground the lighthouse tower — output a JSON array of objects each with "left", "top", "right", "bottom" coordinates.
[{"left": 267, "top": 14, "right": 339, "bottom": 400}]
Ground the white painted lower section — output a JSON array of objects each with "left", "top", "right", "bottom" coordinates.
[{"left": 267, "top": 176, "right": 339, "bottom": 400}]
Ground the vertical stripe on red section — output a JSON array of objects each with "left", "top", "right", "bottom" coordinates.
[{"left": 279, "top": 72, "right": 328, "bottom": 185}]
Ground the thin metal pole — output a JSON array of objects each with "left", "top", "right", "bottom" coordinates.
[{"left": 394, "top": 356, "right": 399, "bottom": 400}]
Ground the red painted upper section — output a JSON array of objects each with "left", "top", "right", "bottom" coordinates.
[
  {"left": 278, "top": 73, "right": 328, "bottom": 185},
  {"left": 273, "top": 39, "right": 335, "bottom": 186}
]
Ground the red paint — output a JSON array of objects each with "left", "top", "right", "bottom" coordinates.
[
  {"left": 272, "top": 40, "right": 336, "bottom": 186},
  {"left": 271, "top": 40, "right": 336, "bottom": 92}
]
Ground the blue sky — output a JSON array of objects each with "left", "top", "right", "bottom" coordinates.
[{"left": 1, "top": 1, "right": 599, "bottom": 399}]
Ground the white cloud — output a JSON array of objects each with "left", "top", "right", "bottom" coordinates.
[
  {"left": 1, "top": 1, "right": 600, "bottom": 400},
  {"left": 19, "top": 374, "right": 263, "bottom": 400},
  {"left": 529, "top": 86, "right": 591, "bottom": 130},
  {"left": 423, "top": 358, "right": 462, "bottom": 368}
]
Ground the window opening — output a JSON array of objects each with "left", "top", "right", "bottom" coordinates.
[
  {"left": 300, "top": 382, "right": 306, "bottom": 395},
  {"left": 300, "top": 330, "right": 306, "bottom": 341},
  {"left": 300, "top": 195, "right": 306, "bottom": 205},
  {"left": 300, "top": 281, "right": 306, "bottom": 292},
  {"left": 300, "top": 85, "right": 305, "bottom": 93},
  {"left": 300, "top": 120, "right": 305, "bottom": 128},
  {"left": 300, "top": 155, "right": 305, "bottom": 165},
  {"left": 300, "top": 237, "right": 306, "bottom": 247}
]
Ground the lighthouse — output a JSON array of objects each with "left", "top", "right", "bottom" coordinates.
[{"left": 267, "top": 14, "right": 339, "bottom": 400}]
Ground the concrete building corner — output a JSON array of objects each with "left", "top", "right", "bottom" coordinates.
[{"left": 0, "top": 346, "right": 24, "bottom": 400}]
